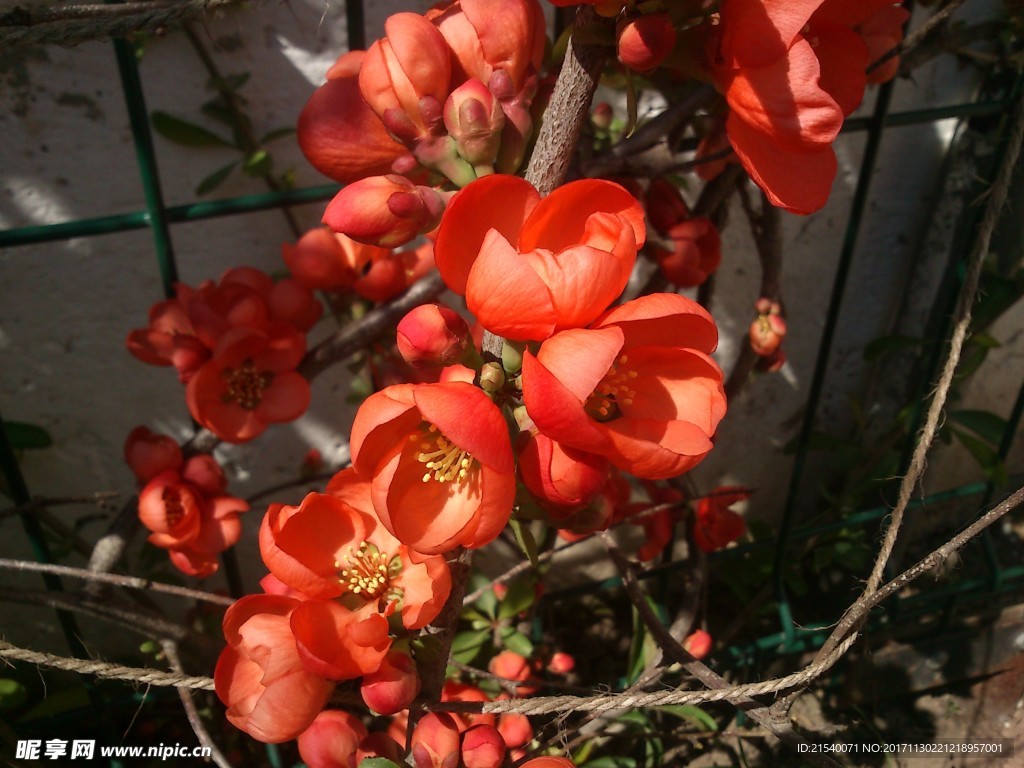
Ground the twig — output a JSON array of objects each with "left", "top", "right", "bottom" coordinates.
[
  {"left": 0, "top": 558, "right": 233, "bottom": 606},
  {"left": 725, "top": 184, "right": 784, "bottom": 401},
  {"left": 525, "top": 6, "right": 611, "bottom": 196},
  {"left": 868, "top": 0, "right": 967, "bottom": 76},
  {"left": 599, "top": 533, "right": 842, "bottom": 768},
  {"left": 0, "top": 0, "right": 242, "bottom": 47},
  {"left": 161, "top": 640, "right": 232, "bottom": 768}
]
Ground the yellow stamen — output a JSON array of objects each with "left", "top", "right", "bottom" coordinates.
[{"left": 416, "top": 424, "right": 474, "bottom": 483}]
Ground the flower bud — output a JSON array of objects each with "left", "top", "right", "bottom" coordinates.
[
  {"left": 411, "top": 712, "right": 462, "bottom": 768},
  {"left": 444, "top": 79, "right": 506, "bottom": 169},
  {"left": 297, "top": 710, "right": 368, "bottom": 768},
  {"left": 617, "top": 13, "right": 676, "bottom": 73},
  {"left": 546, "top": 652, "right": 575, "bottom": 675},
  {"left": 356, "top": 732, "right": 404, "bottom": 765},
  {"left": 489, "top": 650, "right": 537, "bottom": 695},
  {"left": 360, "top": 651, "right": 421, "bottom": 715},
  {"left": 479, "top": 362, "right": 505, "bottom": 394},
  {"left": 591, "top": 102, "right": 613, "bottom": 131},
  {"left": 496, "top": 711, "right": 533, "bottom": 748},
  {"left": 323, "top": 175, "right": 445, "bottom": 249},
  {"left": 461, "top": 725, "right": 507, "bottom": 768},
  {"left": 749, "top": 302, "right": 786, "bottom": 357},
  {"left": 124, "top": 427, "right": 182, "bottom": 484},
  {"left": 397, "top": 304, "right": 470, "bottom": 369},
  {"left": 683, "top": 629, "right": 713, "bottom": 660},
  {"left": 359, "top": 13, "right": 452, "bottom": 142},
  {"left": 518, "top": 432, "right": 609, "bottom": 519}
]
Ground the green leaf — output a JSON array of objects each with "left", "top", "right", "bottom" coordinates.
[
  {"left": 200, "top": 100, "right": 236, "bottom": 126},
  {"left": 358, "top": 759, "right": 402, "bottom": 768},
  {"left": 499, "top": 626, "right": 534, "bottom": 657},
  {"left": 151, "top": 111, "right": 234, "bottom": 148},
  {"left": 497, "top": 578, "right": 535, "bottom": 620},
  {"left": 508, "top": 518, "right": 539, "bottom": 566},
  {"left": 194, "top": 161, "right": 237, "bottom": 196},
  {"left": 0, "top": 679, "right": 27, "bottom": 711},
  {"left": 3, "top": 421, "right": 52, "bottom": 449},
  {"left": 450, "top": 629, "right": 489, "bottom": 664},
  {"left": 465, "top": 573, "right": 498, "bottom": 618},
  {"left": 243, "top": 149, "right": 271, "bottom": 177},
  {"left": 583, "top": 757, "right": 637, "bottom": 768},
  {"left": 949, "top": 410, "right": 1007, "bottom": 446},
  {"left": 657, "top": 704, "right": 718, "bottom": 731},
  {"left": 260, "top": 126, "right": 296, "bottom": 144},
  {"left": 952, "top": 429, "right": 1005, "bottom": 483}
]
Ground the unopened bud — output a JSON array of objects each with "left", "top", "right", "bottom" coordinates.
[
  {"left": 361, "top": 651, "right": 421, "bottom": 715},
  {"left": 461, "top": 725, "right": 507, "bottom": 768},
  {"left": 397, "top": 304, "right": 471, "bottom": 369},
  {"left": 683, "top": 629, "right": 713, "bottom": 660},
  {"left": 444, "top": 79, "right": 505, "bottom": 169},
  {"left": 479, "top": 362, "right": 505, "bottom": 394},
  {"left": 617, "top": 13, "right": 677, "bottom": 72}
]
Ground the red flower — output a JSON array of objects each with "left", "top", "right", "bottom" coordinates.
[
  {"left": 350, "top": 382, "right": 516, "bottom": 555},
  {"left": 136, "top": 455, "right": 248, "bottom": 578},
  {"left": 185, "top": 326, "right": 310, "bottom": 443},
  {"left": 297, "top": 710, "right": 368, "bottom": 768},
  {"left": 652, "top": 218, "right": 722, "bottom": 288},
  {"left": 434, "top": 175, "right": 645, "bottom": 340},
  {"left": 704, "top": 0, "right": 897, "bottom": 213},
  {"left": 693, "top": 486, "right": 749, "bottom": 552},
  {"left": 359, "top": 13, "right": 453, "bottom": 141},
  {"left": 397, "top": 304, "right": 471, "bottom": 369},
  {"left": 215, "top": 594, "right": 334, "bottom": 743},
  {"left": 360, "top": 650, "right": 421, "bottom": 715},
  {"left": 323, "top": 175, "right": 445, "bottom": 249},
  {"left": 298, "top": 50, "right": 409, "bottom": 184},
  {"left": 259, "top": 470, "right": 452, "bottom": 630},
  {"left": 123, "top": 426, "right": 182, "bottom": 484},
  {"left": 517, "top": 430, "right": 609, "bottom": 518},
  {"left": 522, "top": 294, "right": 726, "bottom": 479},
  {"left": 617, "top": 13, "right": 676, "bottom": 73}
]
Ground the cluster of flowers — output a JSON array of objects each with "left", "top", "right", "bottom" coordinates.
[
  {"left": 127, "top": 267, "right": 321, "bottom": 443},
  {"left": 124, "top": 427, "right": 248, "bottom": 577},
  {"left": 298, "top": 0, "right": 547, "bottom": 248}
]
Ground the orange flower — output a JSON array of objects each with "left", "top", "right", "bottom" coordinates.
[
  {"left": 434, "top": 175, "right": 645, "bottom": 340},
  {"left": 185, "top": 326, "right": 310, "bottom": 443},
  {"left": 323, "top": 175, "right": 445, "bottom": 249},
  {"left": 136, "top": 455, "right": 248, "bottom": 578},
  {"left": 259, "top": 470, "right": 451, "bottom": 630},
  {"left": 124, "top": 426, "right": 182, "bottom": 484},
  {"left": 284, "top": 227, "right": 387, "bottom": 292},
  {"left": 215, "top": 594, "right": 335, "bottom": 743},
  {"left": 298, "top": 50, "right": 409, "bottom": 184},
  {"left": 652, "top": 218, "right": 722, "bottom": 288},
  {"left": 703, "top": 0, "right": 904, "bottom": 213},
  {"left": 359, "top": 13, "right": 453, "bottom": 141},
  {"left": 517, "top": 430, "right": 609, "bottom": 518},
  {"left": 693, "top": 486, "right": 749, "bottom": 552},
  {"left": 522, "top": 294, "right": 726, "bottom": 479},
  {"left": 297, "top": 710, "right": 368, "bottom": 768},
  {"left": 290, "top": 600, "right": 392, "bottom": 681},
  {"left": 351, "top": 382, "right": 516, "bottom": 554}
]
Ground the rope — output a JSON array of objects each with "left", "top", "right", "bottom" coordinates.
[
  {"left": 0, "top": 640, "right": 216, "bottom": 691},
  {"left": 0, "top": 634, "right": 857, "bottom": 712},
  {"left": 0, "top": 0, "right": 243, "bottom": 48}
]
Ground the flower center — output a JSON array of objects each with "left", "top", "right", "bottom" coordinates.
[
  {"left": 221, "top": 359, "right": 273, "bottom": 410},
  {"left": 336, "top": 542, "right": 394, "bottom": 599},
  {"left": 585, "top": 354, "right": 638, "bottom": 422},
  {"left": 162, "top": 486, "right": 186, "bottom": 528},
  {"left": 414, "top": 424, "right": 474, "bottom": 483}
]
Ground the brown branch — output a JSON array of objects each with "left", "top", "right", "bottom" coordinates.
[
  {"left": 0, "top": 557, "right": 233, "bottom": 606},
  {"left": 0, "top": 0, "right": 242, "bottom": 47},
  {"left": 869, "top": 0, "right": 967, "bottom": 76},
  {"left": 525, "top": 6, "right": 611, "bottom": 196},
  {"left": 600, "top": 533, "right": 844, "bottom": 768}
]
